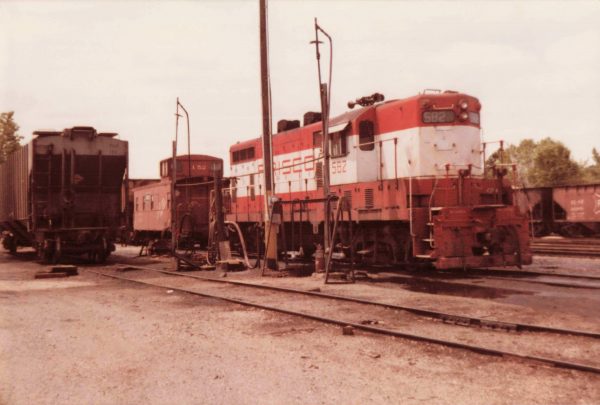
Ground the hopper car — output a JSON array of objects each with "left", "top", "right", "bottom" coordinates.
[
  {"left": 515, "top": 183, "right": 600, "bottom": 237},
  {"left": 0, "top": 126, "right": 128, "bottom": 262}
]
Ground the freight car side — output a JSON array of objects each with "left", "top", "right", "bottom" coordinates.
[
  {"left": 0, "top": 144, "right": 30, "bottom": 252},
  {"left": 552, "top": 183, "right": 600, "bottom": 236},
  {"left": 515, "top": 184, "right": 600, "bottom": 237},
  {"left": 1, "top": 126, "right": 128, "bottom": 262}
]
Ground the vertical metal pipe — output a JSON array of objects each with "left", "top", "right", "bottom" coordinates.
[
  {"left": 98, "top": 150, "right": 103, "bottom": 226},
  {"left": 171, "top": 98, "right": 180, "bottom": 255},
  {"left": 312, "top": 19, "right": 333, "bottom": 254},
  {"left": 260, "top": 0, "right": 278, "bottom": 271},
  {"left": 176, "top": 100, "right": 191, "bottom": 205}
]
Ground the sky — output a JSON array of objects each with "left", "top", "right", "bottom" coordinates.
[{"left": 1, "top": 0, "right": 599, "bottom": 178}]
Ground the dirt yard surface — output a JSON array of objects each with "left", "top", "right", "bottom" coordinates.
[{"left": 1, "top": 250, "right": 599, "bottom": 404}]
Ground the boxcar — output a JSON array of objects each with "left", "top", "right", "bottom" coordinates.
[{"left": 0, "top": 126, "right": 128, "bottom": 262}]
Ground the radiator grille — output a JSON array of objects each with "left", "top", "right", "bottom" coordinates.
[
  {"left": 364, "top": 188, "right": 374, "bottom": 208},
  {"left": 316, "top": 162, "right": 323, "bottom": 188},
  {"left": 343, "top": 190, "right": 352, "bottom": 209}
]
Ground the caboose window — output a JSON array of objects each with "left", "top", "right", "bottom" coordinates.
[
  {"left": 359, "top": 120, "right": 375, "bottom": 151},
  {"left": 422, "top": 110, "right": 455, "bottom": 124},
  {"left": 143, "top": 194, "right": 151, "bottom": 210}
]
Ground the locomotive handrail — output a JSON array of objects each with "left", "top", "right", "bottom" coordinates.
[
  {"left": 230, "top": 155, "right": 325, "bottom": 179},
  {"left": 273, "top": 155, "right": 324, "bottom": 172},
  {"left": 174, "top": 179, "right": 216, "bottom": 187},
  {"left": 353, "top": 136, "right": 397, "bottom": 149}
]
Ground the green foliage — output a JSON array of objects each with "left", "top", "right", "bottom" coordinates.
[
  {"left": 0, "top": 112, "right": 23, "bottom": 163},
  {"left": 485, "top": 137, "right": 597, "bottom": 187},
  {"left": 581, "top": 147, "right": 600, "bottom": 183},
  {"left": 529, "top": 138, "right": 581, "bottom": 186}
]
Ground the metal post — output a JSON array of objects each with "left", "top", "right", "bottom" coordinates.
[
  {"left": 171, "top": 98, "right": 181, "bottom": 255},
  {"left": 311, "top": 18, "right": 333, "bottom": 256},
  {"left": 260, "top": 0, "right": 278, "bottom": 271},
  {"left": 320, "top": 84, "right": 331, "bottom": 251},
  {"left": 176, "top": 100, "right": 191, "bottom": 204}
]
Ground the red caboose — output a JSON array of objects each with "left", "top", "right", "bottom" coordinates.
[
  {"left": 132, "top": 154, "right": 223, "bottom": 247},
  {"left": 225, "top": 91, "right": 532, "bottom": 269}
]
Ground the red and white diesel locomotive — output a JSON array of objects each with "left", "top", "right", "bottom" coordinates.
[{"left": 225, "top": 90, "right": 532, "bottom": 269}]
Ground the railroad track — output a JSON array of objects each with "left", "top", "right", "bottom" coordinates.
[
  {"left": 531, "top": 237, "right": 600, "bottom": 257},
  {"left": 89, "top": 264, "right": 600, "bottom": 375},
  {"left": 362, "top": 265, "right": 600, "bottom": 290},
  {"left": 422, "top": 270, "right": 600, "bottom": 290}
]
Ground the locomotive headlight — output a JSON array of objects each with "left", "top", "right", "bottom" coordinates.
[
  {"left": 459, "top": 100, "right": 468, "bottom": 110},
  {"left": 459, "top": 112, "right": 468, "bottom": 121}
]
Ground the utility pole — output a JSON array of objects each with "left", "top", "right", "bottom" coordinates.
[
  {"left": 260, "top": 0, "right": 278, "bottom": 271},
  {"left": 311, "top": 18, "right": 333, "bottom": 257}
]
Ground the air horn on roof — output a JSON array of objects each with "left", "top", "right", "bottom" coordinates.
[{"left": 348, "top": 92, "right": 385, "bottom": 109}]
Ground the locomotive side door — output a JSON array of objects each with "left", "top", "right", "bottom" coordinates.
[{"left": 356, "top": 120, "right": 379, "bottom": 183}]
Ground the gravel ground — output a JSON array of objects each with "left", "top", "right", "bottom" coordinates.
[{"left": 1, "top": 250, "right": 599, "bottom": 404}]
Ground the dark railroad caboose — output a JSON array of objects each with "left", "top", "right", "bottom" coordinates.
[
  {"left": 0, "top": 126, "right": 128, "bottom": 262},
  {"left": 132, "top": 154, "right": 223, "bottom": 248}
]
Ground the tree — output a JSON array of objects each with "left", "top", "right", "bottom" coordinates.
[
  {"left": 582, "top": 147, "right": 600, "bottom": 183},
  {"left": 0, "top": 112, "right": 23, "bottom": 163},
  {"left": 485, "top": 137, "right": 582, "bottom": 187},
  {"left": 528, "top": 138, "right": 581, "bottom": 186}
]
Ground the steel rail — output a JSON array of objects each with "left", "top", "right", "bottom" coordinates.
[
  {"left": 89, "top": 269, "right": 600, "bottom": 375},
  {"left": 472, "top": 275, "right": 600, "bottom": 290},
  {"left": 109, "top": 264, "right": 600, "bottom": 339},
  {"left": 473, "top": 269, "right": 600, "bottom": 281}
]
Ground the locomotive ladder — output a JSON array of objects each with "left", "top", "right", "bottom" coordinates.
[
  {"left": 415, "top": 206, "right": 442, "bottom": 260},
  {"left": 31, "top": 153, "right": 53, "bottom": 230}
]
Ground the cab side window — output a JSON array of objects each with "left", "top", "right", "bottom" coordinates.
[{"left": 359, "top": 120, "right": 374, "bottom": 151}]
